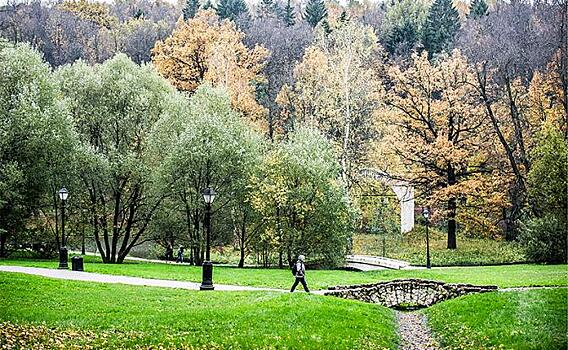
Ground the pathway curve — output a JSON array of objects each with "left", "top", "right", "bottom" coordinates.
[
  {"left": 499, "top": 285, "right": 568, "bottom": 292},
  {"left": 396, "top": 311, "right": 439, "bottom": 350},
  {"left": 0, "top": 265, "right": 286, "bottom": 292}
]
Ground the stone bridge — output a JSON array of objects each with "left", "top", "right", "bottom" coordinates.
[{"left": 324, "top": 279, "right": 497, "bottom": 309}]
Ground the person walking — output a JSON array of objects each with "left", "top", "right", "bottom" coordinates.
[
  {"left": 176, "top": 246, "right": 184, "bottom": 263},
  {"left": 290, "top": 255, "right": 310, "bottom": 293}
]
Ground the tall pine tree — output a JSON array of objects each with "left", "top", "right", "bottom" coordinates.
[
  {"left": 202, "top": 0, "right": 214, "bottom": 10},
  {"left": 258, "top": 0, "right": 283, "bottom": 18},
  {"left": 468, "top": 0, "right": 488, "bottom": 19},
  {"left": 281, "top": 0, "right": 295, "bottom": 26},
  {"left": 183, "top": 0, "right": 200, "bottom": 20},
  {"left": 422, "top": 0, "right": 460, "bottom": 57},
  {"left": 304, "top": 0, "right": 327, "bottom": 27},
  {"left": 217, "top": 0, "right": 249, "bottom": 21}
]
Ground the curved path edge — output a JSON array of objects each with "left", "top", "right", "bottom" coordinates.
[{"left": 0, "top": 265, "right": 288, "bottom": 292}]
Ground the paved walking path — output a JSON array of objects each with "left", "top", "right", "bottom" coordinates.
[
  {"left": 396, "top": 311, "right": 439, "bottom": 350},
  {"left": 499, "top": 285, "right": 568, "bottom": 292},
  {"left": 0, "top": 265, "right": 287, "bottom": 292}
]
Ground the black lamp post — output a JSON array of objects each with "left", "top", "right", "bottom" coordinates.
[
  {"left": 81, "top": 209, "right": 87, "bottom": 255},
  {"left": 381, "top": 197, "right": 387, "bottom": 257},
  {"left": 200, "top": 187, "right": 216, "bottom": 290},
  {"left": 58, "top": 187, "right": 69, "bottom": 269},
  {"left": 423, "top": 207, "right": 431, "bottom": 269}
]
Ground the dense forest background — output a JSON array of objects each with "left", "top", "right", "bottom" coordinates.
[{"left": 0, "top": 0, "right": 566, "bottom": 266}]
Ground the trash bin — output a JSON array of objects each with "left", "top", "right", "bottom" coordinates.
[{"left": 71, "top": 256, "right": 84, "bottom": 271}]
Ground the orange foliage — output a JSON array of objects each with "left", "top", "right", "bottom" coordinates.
[{"left": 152, "top": 11, "right": 269, "bottom": 131}]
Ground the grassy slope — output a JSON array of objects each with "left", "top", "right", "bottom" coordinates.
[
  {"left": 0, "top": 257, "right": 566, "bottom": 289},
  {"left": 426, "top": 288, "right": 568, "bottom": 350},
  {"left": 0, "top": 272, "right": 397, "bottom": 349},
  {"left": 352, "top": 233, "right": 527, "bottom": 266}
]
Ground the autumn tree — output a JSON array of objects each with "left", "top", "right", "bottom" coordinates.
[
  {"left": 0, "top": 0, "right": 178, "bottom": 67},
  {"left": 382, "top": 50, "right": 489, "bottom": 249},
  {"left": 243, "top": 16, "right": 313, "bottom": 139},
  {"left": 457, "top": 0, "right": 565, "bottom": 238},
  {"left": 152, "top": 11, "right": 269, "bottom": 130},
  {"left": 278, "top": 22, "right": 383, "bottom": 188},
  {"left": 57, "top": 0, "right": 118, "bottom": 63},
  {"left": 249, "top": 127, "right": 351, "bottom": 267}
]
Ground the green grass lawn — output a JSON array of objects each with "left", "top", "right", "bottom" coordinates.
[
  {"left": 0, "top": 272, "right": 397, "bottom": 349},
  {"left": 352, "top": 232, "right": 527, "bottom": 266},
  {"left": 426, "top": 288, "right": 568, "bottom": 350},
  {"left": 0, "top": 257, "right": 566, "bottom": 289}
]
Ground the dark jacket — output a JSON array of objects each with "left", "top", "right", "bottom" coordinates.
[{"left": 294, "top": 261, "right": 305, "bottom": 278}]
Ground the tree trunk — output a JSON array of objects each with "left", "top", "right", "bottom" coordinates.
[
  {"left": 53, "top": 188, "right": 60, "bottom": 249},
  {"left": 238, "top": 217, "right": 246, "bottom": 268},
  {"left": 0, "top": 233, "right": 6, "bottom": 257},
  {"left": 447, "top": 164, "right": 457, "bottom": 249},
  {"left": 477, "top": 68, "right": 527, "bottom": 239},
  {"left": 194, "top": 210, "right": 203, "bottom": 266},
  {"left": 447, "top": 198, "right": 457, "bottom": 249}
]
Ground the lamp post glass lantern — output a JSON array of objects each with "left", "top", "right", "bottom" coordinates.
[
  {"left": 58, "top": 187, "right": 69, "bottom": 269},
  {"left": 200, "top": 187, "right": 216, "bottom": 290},
  {"left": 423, "top": 207, "right": 431, "bottom": 269}
]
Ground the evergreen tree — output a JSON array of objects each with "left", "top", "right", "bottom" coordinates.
[
  {"left": 258, "top": 0, "right": 283, "bottom": 18},
  {"left": 339, "top": 10, "right": 348, "bottom": 23},
  {"left": 134, "top": 8, "right": 144, "bottom": 19},
  {"left": 422, "top": 0, "right": 460, "bottom": 57},
  {"left": 202, "top": 0, "right": 214, "bottom": 10},
  {"left": 304, "top": 0, "right": 327, "bottom": 27},
  {"left": 217, "top": 0, "right": 249, "bottom": 21},
  {"left": 281, "top": 0, "right": 295, "bottom": 26},
  {"left": 385, "top": 20, "right": 418, "bottom": 55},
  {"left": 183, "top": 0, "right": 200, "bottom": 20},
  {"left": 380, "top": 0, "right": 428, "bottom": 57},
  {"left": 321, "top": 19, "right": 331, "bottom": 33},
  {"left": 468, "top": 0, "right": 488, "bottom": 19}
]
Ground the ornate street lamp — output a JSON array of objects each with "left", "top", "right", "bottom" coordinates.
[
  {"left": 200, "top": 187, "right": 216, "bottom": 290},
  {"left": 423, "top": 207, "right": 431, "bottom": 269},
  {"left": 58, "top": 187, "right": 69, "bottom": 269}
]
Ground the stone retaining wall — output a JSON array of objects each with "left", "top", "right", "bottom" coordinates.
[{"left": 325, "top": 279, "right": 497, "bottom": 309}]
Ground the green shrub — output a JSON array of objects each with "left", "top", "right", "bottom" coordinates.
[{"left": 519, "top": 215, "right": 567, "bottom": 263}]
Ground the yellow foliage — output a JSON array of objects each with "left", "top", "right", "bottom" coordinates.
[
  {"left": 152, "top": 11, "right": 269, "bottom": 131},
  {"left": 379, "top": 50, "right": 512, "bottom": 236},
  {"left": 58, "top": 0, "right": 117, "bottom": 28},
  {"left": 528, "top": 50, "right": 567, "bottom": 136},
  {"left": 277, "top": 23, "right": 384, "bottom": 186}
]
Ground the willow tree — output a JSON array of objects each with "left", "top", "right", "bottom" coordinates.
[
  {"left": 0, "top": 42, "right": 77, "bottom": 257},
  {"left": 56, "top": 54, "right": 175, "bottom": 263},
  {"left": 151, "top": 85, "right": 264, "bottom": 265}
]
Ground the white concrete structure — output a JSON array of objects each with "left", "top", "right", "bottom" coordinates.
[{"left": 360, "top": 169, "right": 415, "bottom": 234}]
